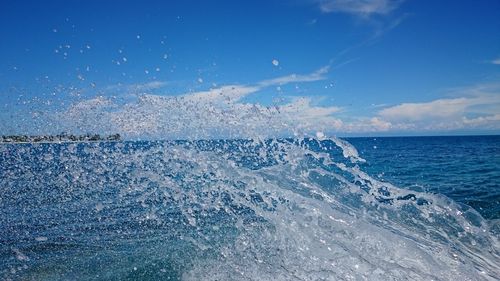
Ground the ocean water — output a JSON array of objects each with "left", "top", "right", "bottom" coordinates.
[
  {"left": 348, "top": 136, "right": 500, "bottom": 220},
  {"left": 0, "top": 136, "right": 499, "bottom": 280}
]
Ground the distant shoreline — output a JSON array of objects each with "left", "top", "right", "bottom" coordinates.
[
  {"left": 0, "top": 134, "right": 121, "bottom": 144},
  {"left": 0, "top": 134, "right": 498, "bottom": 144},
  {"left": 0, "top": 140, "right": 123, "bottom": 144}
]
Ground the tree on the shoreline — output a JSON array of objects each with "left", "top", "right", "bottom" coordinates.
[{"left": 0, "top": 133, "right": 121, "bottom": 143}]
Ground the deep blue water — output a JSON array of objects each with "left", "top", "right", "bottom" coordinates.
[
  {"left": 0, "top": 136, "right": 499, "bottom": 280},
  {"left": 348, "top": 135, "right": 500, "bottom": 220}
]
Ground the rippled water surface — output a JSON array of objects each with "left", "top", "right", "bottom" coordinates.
[
  {"left": 349, "top": 136, "right": 500, "bottom": 220},
  {"left": 1, "top": 137, "right": 499, "bottom": 280}
]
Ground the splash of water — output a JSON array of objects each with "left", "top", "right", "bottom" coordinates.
[
  {"left": 0, "top": 91, "right": 499, "bottom": 280},
  {"left": 1, "top": 137, "right": 499, "bottom": 280}
]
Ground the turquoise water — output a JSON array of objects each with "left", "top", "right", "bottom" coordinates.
[{"left": 1, "top": 137, "right": 499, "bottom": 280}]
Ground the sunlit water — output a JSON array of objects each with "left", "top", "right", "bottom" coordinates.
[{"left": 1, "top": 137, "right": 499, "bottom": 281}]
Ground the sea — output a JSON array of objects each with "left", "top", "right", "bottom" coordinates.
[{"left": 0, "top": 135, "right": 499, "bottom": 280}]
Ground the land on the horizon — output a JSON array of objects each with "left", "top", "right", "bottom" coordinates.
[{"left": 0, "top": 133, "right": 121, "bottom": 143}]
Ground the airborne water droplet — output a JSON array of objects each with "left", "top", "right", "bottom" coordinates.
[
  {"left": 95, "top": 202, "right": 104, "bottom": 212},
  {"left": 316, "top": 131, "right": 325, "bottom": 140}
]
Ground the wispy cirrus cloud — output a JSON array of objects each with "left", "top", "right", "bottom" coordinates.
[
  {"left": 309, "top": 0, "right": 407, "bottom": 45},
  {"left": 316, "top": 0, "right": 402, "bottom": 17},
  {"left": 131, "top": 81, "right": 169, "bottom": 91},
  {"left": 105, "top": 81, "right": 169, "bottom": 93},
  {"left": 183, "top": 85, "right": 261, "bottom": 103},
  {"left": 184, "top": 66, "right": 330, "bottom": 104},
  {"left": 258, "top": 66, "right": 329, "bottom": 87},
  {"left": 108, "top": 67, "right": 329, "bottom": 103}
]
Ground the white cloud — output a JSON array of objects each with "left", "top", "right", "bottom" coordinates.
[
  {"left": 258, "top": 66, "right": 329, "bottom": 87},
  {"left": 311, "top": 1, "right": 406, "bottom": 42},
  {"left": 375, "top": 84, "right": 500, "bottom": 131},
  {"left": 105, "top": 81, "right": 169, "bottom": 93},
  {"left": 307, "top": 18, "right": 318, "bottom": 25},
  {"left": 327, "top": 116, "right": 392, "bottom": 133},
  {"left": 59, "top": 67, "right": 342, "bottom": 138},
  {"left": 58, "top": 69, "right": 500, "bottom": 138},
  {"left": 281, "top": 97, "right": 342, "bottom": 117},
  {"left": 134, "top": 81, "right": 167, "bottom": 91},
  {"left": 491, "top": 58, "right": 500, "bottom": 65},
  {"left": 378, "top": 94, "right": 500, "bottom": 122},
  {"left": 279, "top": 97, "right": 344, "bottom": 131},
  {"left": 102, "top": 94, "right": 346, "bottom": 139},
  {"left": 462, "top": 114, "right": 500, "bottom": 126},
  {"left": 183, "top": 85, "right": 261, "bottom": 103},
  {"left": 317, "top": 0, "right": 402, "bottom": 16},
  {"left": 378, "top": 97, "right": 478, "bottom": 121},
  {"left": 132, "top": 81, "right": 168, "bottom": 91},
  {"left": 183, "top": 66, "right": 330, "bottom": 104}
]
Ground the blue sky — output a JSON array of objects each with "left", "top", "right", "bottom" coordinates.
[{"left": 0, "top": 0, "right": 499, "bottom": 136}]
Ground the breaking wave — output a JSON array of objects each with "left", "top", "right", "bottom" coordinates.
[{"left": 1, "top": 137, "right": 499, "bottom": 280}]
